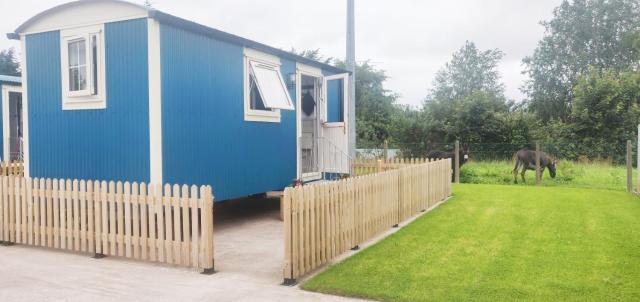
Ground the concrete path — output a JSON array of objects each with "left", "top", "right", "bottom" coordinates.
[{"left": 0, "top": 197, "right": 365, "bottom": 302}]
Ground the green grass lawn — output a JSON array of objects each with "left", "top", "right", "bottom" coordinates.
[
  {"left": 303, "top": 184, "right": 640, "bottom": 302},
  {"left": 461, "top": 160, "right": 637, "bottom": 191}
]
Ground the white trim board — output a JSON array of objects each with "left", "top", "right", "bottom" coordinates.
[
  {"left": 148, "top": 18, "right": 162, "bottom": 185},
  {"left": 20, "top": 36, "right": 30, "bottom": 177}
]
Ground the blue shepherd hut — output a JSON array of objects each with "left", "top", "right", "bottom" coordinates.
[
  {"left": 0, "top": 75, "right": 23, "bottom": 163},
  {"left": 8, "top": 0, "right": 352, "bottom": 201}
]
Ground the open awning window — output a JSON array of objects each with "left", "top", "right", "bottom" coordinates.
[{"left": 249, "top": 61, "right": 294, "bottom": 110}]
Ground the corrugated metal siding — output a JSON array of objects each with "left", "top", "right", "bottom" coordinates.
[
  {"left": 0, "top": 85, "right": 3, "bottom": 158},
  {"left": 27, "top": 19, "right": 150, "bottom": 182},
  {"left": 160, "top": 23, "right": 297, "bottom": 201},
  {"left": 326, "top": 79, "right": 344, "bottom": 123}
]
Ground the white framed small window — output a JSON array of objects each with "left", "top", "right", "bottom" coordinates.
[
  {"left": 60, "top": 25, "right": 106, "bottom": 110},
  {"left": 243, "top": 48, "right": 294, "bottom": 123}
]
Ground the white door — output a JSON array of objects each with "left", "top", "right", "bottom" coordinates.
[{"left": 322, "top": 73, "right": 350, "bottom": 174}]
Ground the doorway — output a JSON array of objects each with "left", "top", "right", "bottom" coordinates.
[
  {"left": 299, "top": 73, "right": 322, "bottom": 180},
  {"left": 2, "top": 87, "right": 23, "bottom": 162}
]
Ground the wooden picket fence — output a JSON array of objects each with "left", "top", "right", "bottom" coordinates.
[
  {"left": 282, "top": 158, "right": 451, "bottom": 282},
  {"left": 0, "top": 175, "right": 215, "bottom": 272},
  {"left": 1, "top": 161, "right": 24, "bottom": 176}
]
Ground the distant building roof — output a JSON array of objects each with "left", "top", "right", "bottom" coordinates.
[{"left": 0, "top": 75, "right": 21, "bottom": 85}]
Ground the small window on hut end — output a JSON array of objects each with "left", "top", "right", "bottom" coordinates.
[
  {"left": 244, "top": 48, "right": 294, "bottom": 123},
  {"left": 60, "top": 25, "right": 106, "bottom": 110}
]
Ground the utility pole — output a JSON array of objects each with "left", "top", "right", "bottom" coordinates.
[{"left": 347, "top": 0, "right": 356, "bottom": 175}]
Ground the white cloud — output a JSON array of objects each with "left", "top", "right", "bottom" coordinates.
[{"left": 0, "top": 0, "right": 562, "bottom": 106}]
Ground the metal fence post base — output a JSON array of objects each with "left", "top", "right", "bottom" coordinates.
[
  {"left": 392, "top": 224, "right": 399, "bottom": 228},
  {"left": 1, "top": 241, "right": 14, "bottom": 246},
  {"left": 282, "top": 278, "right": 298, "bottom": 286},
  {"left": 92, "top": 253, "right": 106, "bottom": 259},
  {"left": 351, "top": 245, "right": 360, "bottom": 251},
  {"left": 201, "top": 268, "right": 216, "bottom": 275}
]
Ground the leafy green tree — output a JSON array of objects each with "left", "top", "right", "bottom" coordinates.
[
  {"left": 334, "top": 60, "right": 400, "bottom": 148},
  {"left": 289, "top": 48, "right": 334, "bottom": 64},
  {"left": 523, "top": 0, "right": 640, "bottom": 122},
  {"left": 0, "top": 48, "right": 20, "bottom": 76},
  {"left": 400, "top": 41, "right": 520, "bottom": 158},
  {"left": 566, "top": 68, "right": 639, "bottom": 161},
  {"left": 431, "top": 41, "right": 505, "bottom": 101}
]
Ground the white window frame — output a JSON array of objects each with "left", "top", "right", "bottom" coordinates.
[
  {"left": 243, "top": 48, "right": 283, "bottom": 123},
  {"left": 249, "top": 61, "right": 294, "bottom": 110},
  {"left": 60, "top": 24, "right": 106, "bottom": 110}
]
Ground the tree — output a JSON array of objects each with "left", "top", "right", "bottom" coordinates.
[
  {"left": 289, "top": 48, "right": 334, "bottom": 64},
  {"left": 333, "top": 60, "right": 401, "bottom": 148},
  {"left": 401, "top": 41, "right": 516, "bottom": 157},
  {"left": 0, "top": 48, "right": 20, "bottom": 76},
  {"left": 563, "top": 68, "right": 640, "bottom": 162},
  {"left": 523, "top": 0, "right": 640, "bottom": 122},
  {"left": 430, "top": 41, "right": 505, "bottom": 102}
]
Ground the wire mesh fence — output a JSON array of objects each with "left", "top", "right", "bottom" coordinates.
[{"left": 359, "top": 139, "right": 639, "bottom": 192}]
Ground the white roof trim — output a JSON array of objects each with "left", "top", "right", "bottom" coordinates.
[{"left": 14, "top": 0, "right": 151, "bottom": 35}]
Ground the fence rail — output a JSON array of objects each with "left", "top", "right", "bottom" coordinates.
[
  {"left": 283, "top": 158, "right": 451, "bottom": 282},
  {"left": 354, "top": 158, "right": 430, "bottom": 175},
  {"left": 0, "top": 174, "right": 214, "bottom": 272}
]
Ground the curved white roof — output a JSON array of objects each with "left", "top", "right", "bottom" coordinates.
[
  {"left": 9, "top": 0, "right": 350, "bottom": 74},
  {"left": 14, "top": 0, "right": 151, "bottom": 35}
]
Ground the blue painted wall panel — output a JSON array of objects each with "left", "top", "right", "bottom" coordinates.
[
  {"left": 0, "top": 85, "right": 3, "bottom": 158},
  {"left": 326, "top": 79, "right": 344, "bottom": 123},
  {"left": 161, "top": 24, "right": 297, "bottom": 201},
  {"left": 27, "top": 19, "right": 150, "bottom": 182}
]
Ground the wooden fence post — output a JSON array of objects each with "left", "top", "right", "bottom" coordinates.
[
  {"left": 383, "top": 140, "right": 388, "bottom": 162},
  {"left": 282, "top": 188, "right": 296, "bottom": 285},
  {"left": 535, "top": 142, "right": 541, "bottom": 185},
  {"left": 627, "top": 140, "right": 632, "bottom": 193},
  {"left": 454, "top": 140, "right": 460, "bottom": 183}
]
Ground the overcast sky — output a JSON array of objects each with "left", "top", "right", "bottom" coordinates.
[{"left": 0, "top": 0, "right": 563, "bottom": 107}]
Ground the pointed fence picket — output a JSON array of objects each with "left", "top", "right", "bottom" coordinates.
[
  {"left": 283, "top": 158, "right": 452, "bottom": 282},
  {"left": 0, "top": 161, "right": 24, "bottom": 177},
  {"left": 0, "top": 172, "right": 214, "bottom": 272}
]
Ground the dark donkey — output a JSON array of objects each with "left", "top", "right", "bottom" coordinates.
[
  {"left": 427, "top": 145, "right": 469, "bottom": 179},
  {"left": 513, "top": 149, "right": 557, "bottom": 184}
]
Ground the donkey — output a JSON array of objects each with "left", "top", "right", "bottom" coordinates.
[
  {"left": 513, "top": 149, "right": 557, "bottom": 184},
  {"left": 427, "top": 145, "right": 469, "bottom": 179}
]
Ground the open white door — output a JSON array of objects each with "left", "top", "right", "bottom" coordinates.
[{"left": 322, "top": 73, "right": 350, "bottom": 174}]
